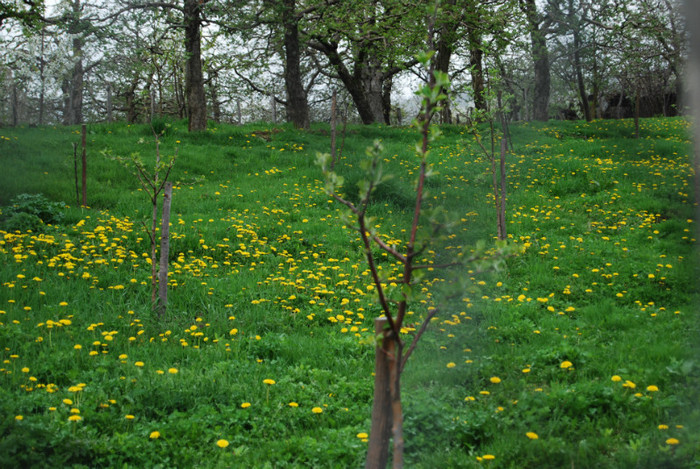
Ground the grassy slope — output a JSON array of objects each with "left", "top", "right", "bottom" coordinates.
[{"left": 0, "top": 117, "right": 698, "bottom": 468}]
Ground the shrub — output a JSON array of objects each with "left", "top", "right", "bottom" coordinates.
[{"left": 0, "top": 193, "right": 65, "bottom": 232}]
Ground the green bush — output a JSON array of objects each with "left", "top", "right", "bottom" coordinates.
[{"left": 0, "top": 193, "right": 65, "bottom": 232}]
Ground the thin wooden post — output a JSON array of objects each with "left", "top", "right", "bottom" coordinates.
[
  {"left": 498, "top": 138, "right": 507, "bottom": 240},
  {"left": 106, "top": 83, "right": 113, "bottom": 123},
  {"left": 271, "top": 93, "right": 277, "bottom": 123},
  {"left": 330, "top": 89, "right": 338, "bottom": 170},
  {"left": 366, "top": 317, "right": 393, "bottom": 469},
  {"left": 81, "top": 124, "right": 87, "bottom": 206},
  {"left": 73, "top": 143, "right": 80, "bottom": 206},
  {"left": 158, "top": 181, "right": 173, "bottom": 317}
]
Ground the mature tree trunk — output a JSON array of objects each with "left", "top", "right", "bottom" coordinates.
[
  {"left": 361, "top": 55, "right": 386, "bottom": 124},
  {"left": 309, "top": 39, "right": 393, "bottom": 124},
  {"left": 382, "top": 75, "right": 392, "bottom": 125},
  {"left": 282, "top": 0, "right": 310, "bottom": 129},
  {"left": 467, "top": 25, "right": 486, "bottom": 113},
  {"left": 184, "top": 0, "right": 207, "bottom": 131},
  {"left": 11, "top": 81, "right": 19, "bottom": 126},
  {"left": 573, "top": 29, "right": 590, "bottom": 121},
  {"left": 62, "top": 0, "right": 84, "bottom": 125},
  {"left": 434, "top": 0, "right": 457, "bottom": 124},
  {"left": 568, "top": 0, "right": 591, "bottom": 122},
  {"left": 125, "top": 79, "right": 139, "bottom": 123},
  {"left": 38, "top": 27, "right": 46, "bottom": 125},
  {"left": 209, "top": 78, "right": 221, "bottom": 123},
  {"left": 521, "top": 0, "right": 550, "bottom": 121},
  {"left": 434, "top": 38, "right": 452, "bottom": 123}
]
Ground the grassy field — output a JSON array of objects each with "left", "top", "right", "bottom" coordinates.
[{"left": 0, "top": 117, "right": 698, "bottom": 468}]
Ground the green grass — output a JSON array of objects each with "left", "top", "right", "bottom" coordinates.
[{"left": 0, "top": 117, "right": 698, "bottom": 468}]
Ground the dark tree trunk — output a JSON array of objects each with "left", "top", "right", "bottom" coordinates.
[
  {"left": 209, "top": 79, "right": 221, "bottom": 123},
  {"left": 521, "top": 0, "right": 550, "bottom": 121},
  {"left": 434, "top": 13, "right": 454, "bottom": 123},
  {"left": 282, "top": 0, "right": 310, "bottom": 129},
  {"left": 467, "top": 26, "right": 485, "bottom": 113},
  {"left": 310, "top": 40, "right": 389, "bottom": 124},
  {"left": 11, "top": 81, "right": 19, "bottom": 126},
  {"left": 382, "top": 75, "right": 392, "bottom": 125},
  {"left": 184, "top": 0, "right": 207, "bottom": 131},
  {"left": 38, "top": 28, "right": 46, "bottom": 125},
  {"left": 573, "top": 42, "right": 590, "bottom": 121},
  {"left": 63, "top": 40, "right": 84, "bottom": 125},
  {"left": 63, "top": 0, "right": 84, "bottom": 126},
  {"left": 361, "top": 55, "right": 386, "bottom": 124},
  {"left": 106, "top": 83, "right": 113, "bottom": 123},
  {"left": 571, "top": 12, "right": 590, "bottom": 122},
  {"left": 125, "top": 79, "right": 139, "bottom": 123}
]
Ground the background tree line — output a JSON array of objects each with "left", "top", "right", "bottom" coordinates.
[{"left": 0, "top": 0, "right": 687, "bottom": 131}]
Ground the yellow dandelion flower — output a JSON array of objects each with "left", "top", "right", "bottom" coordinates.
[
  {"left": 68, "top": 415, "right": 82, "bottom": 422},
  {"left": 446, "top": 362, "right": 456, "bottom": 368},
  {"left": 134, "top": 361, "right": 144, "bottom": 367},
  {"left": 646, "top": 385, "right": 659, "bottom": 392},
  {"left": 15, "top": 415, "right": 23, "bottom": 421},
  {"left": 611, "top": 375, "right": 622, "bottom": 382},
  {"left": 263, "top": 379, "right": 276, "bottom": 385},
  {"left": 489, "top": 376, "right": 501, "bottom": 384},
  {"left": 241, "top": 402, "right": 251, "bottom": 408},
  {"left": 312, "top": 407, "right": 323, "bottom": 414},
  {"left": 150, "top": 431, "right": 160, "bottom": 439},
  {"left": 288, "top": 402, "right": 299, "bottom": 407},
  {"left": 658, "top": 424, "right": 669, "bottom": 430},
  {"left": 216, "top": 439, "right": 229, "bottom": 448},
  {"left": 526, "top": 432, "right": 539, "bottom": 440},
  {"left": 357, "top": 432, "right": 369, "bottom": 439},
  {"left": 560, "top": 361, "right": 573, "bottom": 369},
  {"left": 666, "top": 438, "right": 679, "bottom": 445},
  {"left": 168, "top": 368, "right": 178, "bottom": 374},
  {"left": 483, "top": 454, "right": 495, "bottom": 460}
]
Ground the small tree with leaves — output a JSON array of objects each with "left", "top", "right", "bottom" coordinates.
[
  {"left": 108, "top": 132, "right": 175, "bottom": 315},
  {"left": 317, "top": 8, "right": 519, "bottom": 467}
]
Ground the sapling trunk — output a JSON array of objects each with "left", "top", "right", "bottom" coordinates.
[
  {"left": 366, "top": 318, "right": 393, "bottom": 469},
  {"left": 158, "top": 181, "right": 173, "bottom": 316},
  {"left": 81, "top": 124, "right": 87, "bottom": 207}
]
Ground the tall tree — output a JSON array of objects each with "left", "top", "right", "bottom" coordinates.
[
  {"left": 114, "top": 0, "right": 209, "bottom": 131},
  {"left": 281, "top": 0, "right": 309, "bottom": 128},
  {"left": 306, "top": 0, "right": 424, "bottom": 124},
  {"left": 519, "top": 0, "right": 550, "bottom": 120},
  {"left": 60, "top": 0, "right": 86, "bottom": 125},
  {"left": 0, "top": 0, "right": 44, "bottom": 29}
]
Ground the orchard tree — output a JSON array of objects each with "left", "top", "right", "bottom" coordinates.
[
  {"left": 0, "top": 0, "right": 44, "bottom": 29},
  {"left": 113, "top": 0, "right": 210, "bottom": 131},
  {"left": 306, "top": 0, "right": 427, "bottom": 124},
  {"left": 519, "top": 0, "right": 550, "bottom": 120}
]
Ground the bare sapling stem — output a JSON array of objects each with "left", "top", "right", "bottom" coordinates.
[{"left": 158, "top": 181, "right": 173, "bottom": 316}]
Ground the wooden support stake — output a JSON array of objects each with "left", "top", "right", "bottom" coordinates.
[
  {"left": 81, "top": 124, "right": 87, "bottom": 207},
  {"left": 330, "top": 89, "right": 337, "bottom": 170},
  {"left": 498, "top": 137, "right": 507, "bottom": 240},
  {"left": 158, "top": 181, "right": 173, "bottom": 317},
  {"left": 366, "top": 317, "right": 393, "bottom": 469},
  {"left": 73, "top": 143, "right": 80, "bottom": 206}
]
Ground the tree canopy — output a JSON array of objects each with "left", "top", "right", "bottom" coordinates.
[{"left": 0, "top": 0, "right": 688, "bottom": 128}]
